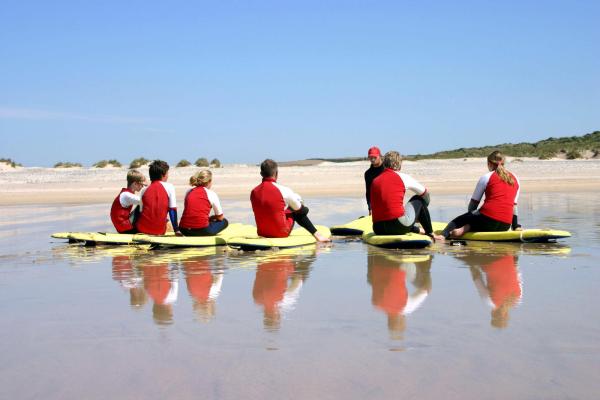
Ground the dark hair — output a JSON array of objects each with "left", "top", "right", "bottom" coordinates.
[
  {"left": 149, "top": 160, "right": 169, "bottom": 181},
  {"left": 260, "top": 159, "right": 278, "bottom": 178}
]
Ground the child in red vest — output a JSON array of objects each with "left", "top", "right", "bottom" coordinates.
[
  {"left": 110, "top": 169, "right": 147, "bottom": 233},
  {"left": 136, "top": 160, "right": 180, "bottom": 235},
  {"left": 180, "top": 169, "right": 229, "bottom": 236}
]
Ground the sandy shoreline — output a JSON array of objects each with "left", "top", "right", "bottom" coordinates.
[{"left": 1, "top": 158, "right": 600, "bottom": 206}]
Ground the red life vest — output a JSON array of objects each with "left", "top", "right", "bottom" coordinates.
[
  {"left": 250, "top": 178, "right": 294, "bottom": 238},
  {"left": 370, "top": 168, "right": 406, "bottom": 222},
  {"left": 110, "top": 188, "right": 134, "bottom": 233},
  {"left": 136, "top": 181, "right": 169, "bottom": 235},
  {"left": 479, "top": 172, "right": 519, "bottom": 224},
  {"left": 180, "top": 187, "right": 211, "bottom": 229}
]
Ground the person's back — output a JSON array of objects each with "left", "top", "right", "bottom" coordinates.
[
  {"left": 250, "top": 159, "right": 330, "bottom": 242},
  {"left": 370, "top": 168, "right": 408, "bottom": 223},
  {"left": 180, "top": 170, "right": 228, "bottom": 236},
  {"left": 251, "top": 177, "right": 292, "bottom": 237},
  {"left": 136, "top": 160, "right": 179, "bottom": 235},
  {"left": 478, "top": 171, "right": 520, "bottom": 224}
]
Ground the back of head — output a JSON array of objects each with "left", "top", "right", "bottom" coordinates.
[
  {"left": 190, "top": 169, "right": 212, "bottom": 187},
  {"left": 149, "top": 160, "right": 169, "bottom": 181},
  {"left": 487, "top": 151, "right": 514, "bottom": 185},
  {"left": 126, "top": 169, "right": 145, "bottom": 186},
  {"left": 383, "top": 151, "right": 402, "bottom": 170},
  {"left": 260, "top": 159, "right": 278, "bottom": 178}
]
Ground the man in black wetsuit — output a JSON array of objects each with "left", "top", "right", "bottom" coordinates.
[{"left": 364, "top": 146, "right": 385, "bottom": 215}]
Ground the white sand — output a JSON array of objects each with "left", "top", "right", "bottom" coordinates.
[{"left": 1, "top": 158, "right": 599, "bottom": 206}]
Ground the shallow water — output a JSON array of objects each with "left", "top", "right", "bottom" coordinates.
[{"left": 1, "top": 193, "right": 599, "bottom": 400}]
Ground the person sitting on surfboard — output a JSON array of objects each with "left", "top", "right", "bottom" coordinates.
[
  {"left": 250, "top": 159, "right": 330, "bottom": 242},
  {"left": 370, "top": 151, "right": 436, "bottom": 238},
  {"left": 364, "top": 146, "right": 385, "bottom": 215},
  {"left": 179, "top": 169, "right": 229, "bottom": 236},
  {"left": 110, "top": 169, "right": 147, "bottom": 234},
  {"left": 440, "top": 150, "right": 521, "bottom": 240},
  {"left": 136, "top": 160, "right": 181, "bottom": 236}
]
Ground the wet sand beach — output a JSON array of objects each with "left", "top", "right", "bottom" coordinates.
[{"left": 1, "top": 161, "right": 600, "bottom": 399}]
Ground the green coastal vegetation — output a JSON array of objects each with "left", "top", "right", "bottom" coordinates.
[
  {"left": 93, "top": 159, "right": 122, "bottom": 168},
  {"left": 54, "top": 162, "right": 83, "bottom": 168},
  {"left": 176, "top": 159, "right": 192, "bottom": 167},
  {"left": 0, "top": 158, "right": 22, "bottom": 168},
  {"left": 129, "top": 157, "right": 151, "bottom": 169},
  {"left": 407, "top": 130, "right": 600, "bottom": 161},
  {"left": 304, "top": 130, "right": 599, "bottom": 163}
]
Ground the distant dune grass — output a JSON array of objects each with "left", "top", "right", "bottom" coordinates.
[
  {"left": 297, "top": 130, "right": 600, "bottom": 164},
  {"left": 0, "top": 158, "right": 22, "bottom": 168}
]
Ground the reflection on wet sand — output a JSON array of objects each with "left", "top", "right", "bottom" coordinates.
[
  {"left": 111, "top": 255, "right": 147, "bottom": 309},
  {"left": 450, "top": 243, "right": 524, "bottom": 329},
  {"left": 367, "top": 248, "right": 432, "bottom": 339},
  {"left": 251, "top": 247, "right": 317, "bottom": 331},
  {"left": 180, "top": 250, "right": 225, "bottom": 323}
]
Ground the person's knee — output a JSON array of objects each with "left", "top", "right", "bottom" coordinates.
[{"left": 293, "top": 205, "right": 309, "bottom": 216}]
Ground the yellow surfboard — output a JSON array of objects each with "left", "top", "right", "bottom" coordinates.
[{"left": 227, "top": 225, "right": 332, "bottom": 251}]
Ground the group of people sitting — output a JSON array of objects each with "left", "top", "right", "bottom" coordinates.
[
  {"left": 109, "top": 158, "right": 330, "bottom": 242},
  {"left": 364, "top": 146, "right": 521, "bottom": 242},
  {"left": 110, "top": 146, "right": 521, "bottom": 243}
]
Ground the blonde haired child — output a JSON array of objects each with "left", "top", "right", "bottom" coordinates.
[
  {"left": 110, "top": 169, "right": 147, "bottom": 233},
  {"left": 179, "top": 170, "right": 228, "bottom": 236}
]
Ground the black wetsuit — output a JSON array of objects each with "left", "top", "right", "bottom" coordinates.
[{"left": 364, "top": 164, "right": 385, "bottom": 212}]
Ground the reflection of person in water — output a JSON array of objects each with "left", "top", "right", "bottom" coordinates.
[
  {"left": 111, "top": 255, "right": 147, "bottom": 308},
  {"left": 465, "top": 252, "right": 522, "bottom": 328},
  {"left": 252, "top": 250, "right": 316, "bottom": 331},
  {"left": 141, "top": 260, "right": 179, "bottom": 325},
  {"left": 367, "top": 251, "right": 432, "bottom": 339},
  {"left": 182, "top": 256, "right": 223, "bottom": 323}
]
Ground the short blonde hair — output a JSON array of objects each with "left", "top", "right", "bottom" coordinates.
[
  {"left": 127, "top": 169, "right": 146, "bottom": 186},
  {"left": 383, "top": 151, "right": 402, "bottom": 170},
  {"left": 190, "top": 170, "right": 212, "bottom": 187}
]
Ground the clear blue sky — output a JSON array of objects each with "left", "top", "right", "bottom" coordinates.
[{"left": 1, "top": 0, "right": 598, "bottom": 166}]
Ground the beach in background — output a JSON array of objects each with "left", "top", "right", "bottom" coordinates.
[{"left": 2, "top": 158, "right": 600, "bottom": 206}]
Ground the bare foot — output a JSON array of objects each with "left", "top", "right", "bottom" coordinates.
[
  {"left": 432, "top": 234, "right": 446, "bottom": 242},
  {"left": 314, "top": 232, "right": 331, "bottom": 242},
  {"left": 449, "top": 227, "right": 466, "bottom": 238}
]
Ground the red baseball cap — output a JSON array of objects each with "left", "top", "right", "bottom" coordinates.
[{"left": 368, "top": 146, "right": 381, "bottom": 157}]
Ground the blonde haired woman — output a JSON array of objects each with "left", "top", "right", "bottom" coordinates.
[
  {"left": 441, "top": 151, "right": 521, "bottom": 240},
  {"left": 180, "top": 170, "right": 228, "bottom": 236}
]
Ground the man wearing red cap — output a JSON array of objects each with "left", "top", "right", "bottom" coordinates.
[{"left": 364, "top": 146, "right": 384, "bottom": 215}]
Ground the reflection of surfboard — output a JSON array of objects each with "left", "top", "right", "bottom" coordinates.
[
  {"left": 51, "top": 232, "right": 166, "bottom": 245},
  {"left": 132, "top": 224, "right": 256, "bottom": 248},
  {"left": 362, "top": 231, "right": 432, "bottom": 249},
  {"left": 228, "top": 226, "right": 331, "bottom": 251},
  {"left": 330, "top": 216, "right": 372, "bottom": 235},
  {"left": 431, "top": 222, "right": 571, "bottom": 243}
]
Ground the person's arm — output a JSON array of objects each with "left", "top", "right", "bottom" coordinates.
[
  {"left": 470, "top": 173, "right": 491, "bottom": 211},
  {"left": 512, "top": 206, "right": 521, "bottom": 230},
  {"left": 512, "top": 176, "right": 522, "bottom": 230},
  {"left": 365, "top": 170, "right": 372, "bottom": 213},
  {"left": 399, "top": 173, "right": 429, "bottom": 205},
  {"left": 207, "top": 189, "right": 224, "bottom": 221},
  {"left": 119, "top": 192, "right": 141, "bottom": 208},
  {"left": 163, "top": 182, "right": 181, "bottom": 234},
  {"left": 276, "top": 183, "right": 303, "bottom": 211}
]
